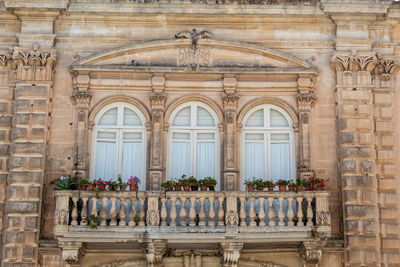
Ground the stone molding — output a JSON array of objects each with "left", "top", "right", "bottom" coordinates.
[
  {"left": 59, "top": 241, "right": 83, "bottom": 264},
  {"left": 220, "top": 242, "right": 244, "bottom": 267},
  {"left": 140, "top": 239, "right": 167, "bottom": 267},
  {"left": 299, "top": 238, "right": 326, "bottom": 266}
]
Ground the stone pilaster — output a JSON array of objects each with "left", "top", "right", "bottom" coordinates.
[
  {"left": 221, "top": 77, "right": 239, "bottom": 191},
  {"left": 149, "top": 75, "right": 167, "bottom": 191},
  {"left": 2, "top": 46, "right": 56, "bottom": 267},
  {"left": 72, "top": 73, "right": 92, "bottom": 180},
  {"left": 332, "top": 51, "right": 381, "bottom": 267},
  {"left": 140, "top": 239, "right": 167, "bottom": 267},
  {"left": 219, "top": 242, "right": 243, "bottom": 267},
  {"left": 372, "top": 56, "right": 400, "bottom": 266}
]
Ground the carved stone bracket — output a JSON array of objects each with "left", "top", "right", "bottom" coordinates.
[
  {"left": 299, "top": 239, "right": 326, "bottom": 266},
  {"left": 220, "top": 242, "right": 243, "bottom": 267},
  {"left": 59, "top": 241, "right": 83, "bottom": 265},
  {"left": 140, "top": 239, "right": 167, "bottom": 267}
]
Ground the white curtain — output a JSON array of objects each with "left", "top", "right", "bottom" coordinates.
[
  {"left": 171, "top": 142, "right": 190, "bottom": 178},
  {"left": 121, "top": 142, "right": 142, "bottom": 183},
  {"left": 197, "top": 142, "right": 215, "bottom": 178},
  {"left": 270, "top": 143, "right": 290, "bottom": 181},
  {"left": 245, "top": 142, "right": 265, "bottom": 180},
  {"left": 95, "top": 141, "right": 116, "bottom": 179}
]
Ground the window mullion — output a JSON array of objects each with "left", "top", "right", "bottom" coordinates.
[
  {"left": 266, "top": 131, "right": 270, "bottom": 181},
  {"left": 117, "top": 129, "right": 123, "bottom": 180}
]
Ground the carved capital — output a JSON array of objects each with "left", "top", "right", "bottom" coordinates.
[
  {"left": 297, "top": 75, "right": 315, "bottom": 94},
  {"left": 373, "top": 54, "right": 400, "bottom": 75},
  {"left": 300, "top": 239, "right": 326, "bottom": 265},
  {"left": 59, "top": 241, "right": 83, "bottom": 264},
  {"left": 331, "top": 50, "right": 377, "bottom": 73},
  {"left": 0, "top": 48, "right": 15, "bottom": 69},
  {"left": 222, "top": 93, "right": 239, "bottom": 105},
  {"left": 73, "top": 90, "right": 92, "bottom": 104},
  {"left": 150, "top": 92, "right": 167, "bottom": 106},
  {"left": 296, "top": 93, "right": 316, "bottom": 107},
  {"left": 140, "top": 239, "right": 167, "bottom": 267},
  {"left": 220, "top": 242, "right": 243, "bottom": 267}
]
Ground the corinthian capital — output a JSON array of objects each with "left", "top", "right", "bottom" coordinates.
[
  {"left": 12, "top": 44, "right": 56, "bottom": 68},
  {"left": 296, "top": 93, "right": 316, "bottom": 106},
  {"left": 331, "top": 50, "right": 377, "bottom": 73}
]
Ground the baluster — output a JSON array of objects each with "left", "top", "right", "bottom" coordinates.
[
  {"left": 208, "top": 197, "right": 215, "bottom": 226},
  {"left": 81, "top": 197, "right": 88, "bottom": 226},
  {"left": 189, "top": 197, "right": 196, "bottom": 226},
  {"left": 110, "top": 197, "right": 117, "bottom": 226},
  {"left": 91, "top": 197, "right": 98, "bottom": 217},
  {"left": 120, "top": 197, "right": 126, "bottom": 226},
  {"left": 100, "top": 197, "right": 108, "bottom": 226},
  {"left": 306, "top": 197, "right": 313, "bottom": 226},
  {"left": 128, "top": 197, "right": 136, "bottom": 226},
  {"left": 268, "top": 198, "right": 275, "bottom": 226},
  {"left": 239, "top": 197, "right": 246, "bottom": 226},
  {"left": 170, "top": 196, "right": 177, "bottom": 226},
  {"left": 258, "top": 197, "right": 265, "bottom": 226},
  {"left": 71, "top": 197, "right": 79, "bottom": 226},
  {"left": 297, "top": 197, "right": 305, "bottom": 226},
  {"left": 160, "top": 197, "right": 167, "bottom": 226},
  {"left": 138, "top": 197, "right": 145, "bottom": 226},
  {"left": 249, "top": 197, "right": 256, "bottom": 226},
  {"left": 198, "top": 197, "right": 206, "bottom": 226},
  {"left": 217, "top": 197, "right": 224, "bottom": 226},
  {"left": 277, "top": 197, "right": 284, "bottom": 227},
  {"left": 287, "top": 197, "right": 294, "bottom": 227},
  {"left": 179, "top": 197, "right": 187, "bottom": 226}
]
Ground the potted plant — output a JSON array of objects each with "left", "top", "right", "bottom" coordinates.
[
  {"left": 198, "top": 178, "right": 208, "bottom": 191},
  {"left": 244, "top": 178, "right": 256, "bottom": 192},
  {"left": 288, "top": 181, "right": 296, "bottom": 191},
  {"left": 128, "top": 176, "right": 140, "bottom": 191},
  {"left": 297, "top": 165, "right": 311, "bottom": 172},
  {"left": 161, "top": 180, "right": 176, "bottom": 191},
  {"left": 204, "top": 177, "right": 217, "bottom": 191},
  {"left": 178, "top": 175, "right": 190, "bottom": 191},
  {"left": 51, "top": 175, "right": 77, "bottom": 190},
  {"left": 79, "top": 179, "right": 89, "bottom": 191},
  {"left": 188, "top": 176, "right": 198, "bottom": 191},
  {"left": 89, "top": 180, "right": 96, "bottom": 191},
  {"left": 134, "top": 215, "right": 141, "bottom": 226},
  {"left": 276, "top": 179, "right": 290, "bottom": 191},
  {"left": 263, "top": 180, "right": 274, "bottom": 191},
  {"left": 254, "top": 179, "right": 264, "bottom": 191},
  {"left": 117, "top": 175, "right": 128, "bottom": 191},
  {"left": 95, "top": 178, "right": 106, "bottom": 191},
  {"left": 295, "top": 178, "right": 306, "bottom": 191},
  {"left": 305, "top": 177, "right": 325, "bottom": 191},
  {"left": 107, "top": 180, "right": 118, "bottom": 191}
]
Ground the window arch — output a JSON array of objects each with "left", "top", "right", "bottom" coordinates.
[
  {"left": 90, "top": 102, "right": 147, "bottom": 190},
  {"left": 241, "top": 104, "right": 295, "bottom": 189},
  {"left": 167, "top": 101, "right": 220, "bottom": 186}
]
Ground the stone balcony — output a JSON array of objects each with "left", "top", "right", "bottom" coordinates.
[{"left": 54, "top": 190, "right": 331, "bottom": 265}]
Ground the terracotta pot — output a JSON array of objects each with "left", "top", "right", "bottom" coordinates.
[
  {"left": 297, "top": 186, "right": 304, "bottom": 191},
  {"left": 129, "top": 184, "right": 138, "bottom": 191},
  {"left": 119, "top": 184, "right": 128, "bottom": 191},
  {"left": 191, "top": 185, "right": 199, "bottom": 191},
  {"left": 267, "top": 186, "right": 274, "bottom": 192},
  {"left": 200, "top": 185, "right": 208, "bottom": 191},
  {"left": 208, "top": 186, "right": 215, "bottom": 191},
  {"left": 183, "top": 185, "right": 191, "bottom": 191},
  {"left": 288, "top": 185, "right": 295, "bottom": 191},
  {"left": 247, "top": 185, "right": 254, "bottom": 192},
  {"left": 80, "top": 184, "right": 88, "bottom": 191},
  {"left": 89, "top": 184, "right": 95, "bottom": 191},
  {"left": 278, "top": 185, "right": 287, "bottom": 191},
  {"left": 257, "top": 186, "right": 265, "bottom": 191}
]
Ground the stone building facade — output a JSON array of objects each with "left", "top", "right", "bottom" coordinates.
[{"left": 0, "top": 0, "right": 399, "bottom": 266}]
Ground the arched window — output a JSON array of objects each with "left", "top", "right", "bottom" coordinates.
[
  {"left": 91, "top": 103, "right": 146, "bottom": 189},
  {"left": 168, "top": 101, "right": 220, "bottom": 185},
  {"left": 241, "top": 104, "right": 295, "bottom": 189}
]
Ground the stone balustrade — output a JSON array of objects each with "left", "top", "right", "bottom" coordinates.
[
  {"left": 71, "top": 0, "right": 316, "bottom": 5},
  {"left": 54, "top": 190, "right": 331, "bottom": 238}
]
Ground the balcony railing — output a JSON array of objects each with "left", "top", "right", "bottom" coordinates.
[
  {"left": 54, "top": 190, "right": 330, "bottom": 243},
  {"left": 71, "top": 0, "right": 316, "bottom": 5}
]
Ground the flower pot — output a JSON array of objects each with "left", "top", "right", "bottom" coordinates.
[
  {"left": 89, "top": 184, "right": 95, "bottom": 191},
  {"left": 80, "top": 184, "right": 88, "bottom": 191},
  {"left": 257, "top": 186, "right": 265, "bottom": 192},
  {"left": 119, "top": 184, "right": 128, "bottom": 191},
  {"left": 129, "top": 184, "right": 138, "bottom": 191},
  {"left": 200, "top": 185, "right": 208, "bottom": 191},
  {"left": 183, "top": 185, "right": 191, "bottom": 191},
  {"left": 288, "top": 185, "right": 295, "bottom": 191},
  {"left": 267, "top": 186, "right": 274, "bottom": 191},
  {"left": 278, "top": 185, "right": 287, "bottom": 191},
  {"left": 297, "top": 186, "right": 304, "bottom": 191},
  {"left": 247, "top": 185, "right": 254, "bottom": 192},
  {"left": 191, "top": 185, "right": 199, "bottom": 191},
  {"left": 208, "top": 186, "right": 215, "bottom": 191}
]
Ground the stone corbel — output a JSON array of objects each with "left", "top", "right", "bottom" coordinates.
[
  {"left": 140, "top": 239, "right": 167, "bottom": 267},
  {"left": 220, "top": 242, "right": 243, "bottom": 267},
  {"left": 59, "top": 241, "right": 83, "bottom": 266},
  {"left": 300, "top": 238, "right": 326, "bottom": 267}
]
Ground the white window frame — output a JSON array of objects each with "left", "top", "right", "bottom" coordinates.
[
  {"left": 90, "top": 102, "right": 147, "bottom": 189},
  {"left": 240, "top": 104, "right": 296, "bottom": 190},
  {"left": 167, "top": 101, "right": 220, "bottom": 189}
]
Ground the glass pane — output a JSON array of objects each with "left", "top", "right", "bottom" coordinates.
[
  {"left": 173, "top": 107, "right": 191, "bottom": 126},
  {"left": 121, "top": 142, "right": 142, "bottom": 185},
  {"left": 124, "top": 108, "right": 142, "bottom": 126},
  {"left": 271, "top": 143, "right": 290, "bottom": 181},
  {"left": 245, "top": 133, "right": 264, "bottom": 140},
  {"left": 245, "top": 143, "right": 265, "bottom": 179},
  {"left": 97, "top": 132, "right": 116, "bottom": 139},
  {"left": 271, "top": 133, "right": 289, "bottom": 141},
  {"left": 197, "top": 142, "right": 215, "bottom": 178},
  {"left": 197, "top": 133, "right": 215, "bottom": 140},
  {"left": 95, "top": 141, "right": 116, "bottom": 180},
  {"left": 99, "top": 107, "right": 117, "bottom": 126},
  {"left": 270, "top": 109, "right": 289, "bottom": 127},
  {"left": 171, "top": 142, "right": 190, "bottom": 178},
  {"left": 197, "top": 107, "right": 215, "bottom": 126},
  {"left": 123, "top": 132, "right": 142, "bottom": 140},
  {"left": 245, "top": 109, "right": 264, "bottom": 127},
  {"left": 172, "top": 132, "right": 190, "bottom": 140}
]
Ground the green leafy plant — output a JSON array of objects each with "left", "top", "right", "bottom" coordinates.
[
  {"left": 88, "top": 214, "right": 100, "bottom": 229},
  {"left": 262, "top": 180, "right": 274, "bottom": 187},
  {"left": 204, "top": 177, "right": 217, "bottom": 186},
  {"left": 187, "top": 176, "right": 198, "bottom": 186},
  {"left": 244, "top": 178, "right": 256, "bottom": 186},
  {"left": 79, "top": 179, "right": 89, "bottom": 185},
  {"left": 275, "top": 179, "right": 290, "bottom": 186},
  {"left": 178, "top": 175, "right": 190, "bottom": 186},
  {"left": 117, "top": 175, "right": 123, "bottom": 185},
  {"left": 107, "top": 180, "right": 118, "bottom": 191},
  {"left": 161, "top": 180, "right": 176, "bottom": 188},
  {"left": 134, "top": 215, "right": 141, "bottom": 225},
  {"left": 51, "top": 176, "right": 77, "bottom": 190}
]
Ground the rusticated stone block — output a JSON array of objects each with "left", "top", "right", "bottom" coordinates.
[
  {"left": 10, "top": 216, "right": 21, "bottom": 228},
  {"left": 340, "top": 118, "right": 372, "bottom": 130},
  {"left": 30, "top": 114, "right": 47, "bottom": 124},
  {"left": 380, "top": 107, "right": 393, "bottom": 120},
  {"left": 9, "top": 157, "right": 24, "bottom": 169},
  {"left": 0, "top": 130, "right": 5, "bottom": 140},
  {"left": 0, "top": 144, "right": 9, "bottom": 155},
  {"left": 358, "top": 104, "right": 371, "bottom": 115},
  {"left": 345, "top": 220, "right": 360, "bottom": 231},
  {"left": 374, "top": 93, "right": 392, "bottom": 105},
  {"left": 3, "top": 262, "right": 35, "bottom": 267},
  {"left": 28, "top": 186, "right": 40, "bottom": 198},
  {"left": 8, "top": 171, "right": 41, "bottom": 183},
  {"left": 376, "top": 121, "right": 394, "bottom": 133},
  {"left": 33, "top": 100, "right": 47, "bottom": 112},
  {"left": 344, "top": 175, "right": 375, "bottom": 187},
  {"left": 361, "top": 190, "right": 377, "bottom": 202},
  {"left": 360, "top": 161, "right": 373, "bottom": 173},
  {"left": 0, "top": 116, "right": 11, "bottom": 127},
  {"left": 346, "top": 205, "right": 376, "bottom": 217},
  {"left": 359, "top": 132, "right": 373, "bottom": 145},
  {"left": 24, "top": 217, "right": 38, "bottom": 229},
  {"left": 4, "top": 246, "right": 18, "bottom": 259},
  {"left": 6, "top": 201, "right": 38, "bottom": 213},
  {"left": 11, "top": 142, "right": 45, "bottom": 154},
  {"left": 22, "top": 246, "right": 35, "bottom": 259},
  {"left": 4, "top": 231, "right": 25, "bottom": 243},
  {"left": 340, "top": 160, "right": 356, "bottom": 173},
  {"left": 382, "top": 238, "right": 400, "bottom": 249},
  {"left": 7, "top": 185, "right": 25, "bottom": 198},
  {"left": 381, "top": 135, "right": 394, "bottom": 147},
  {"left": 14, "top": 100, "right": 30, "bottom": 111},
  {"left": 348, "top": 236, "right": 378, "bottom": 247},
  {"left": 340, "top": 132, "right": 354, "bottom": 144},
  {"left": 382, "top": 164, "right": 396, "bottom": 177},
  {"left": 29, "top": 157, "right": 42, "bottom": 169},
  {"left": 0, "top": 102, "right": 7, "bottom": 113},
  {"left": 31, "top": 128, "right": 45, "bottom": 139},
  {"left": 377, "top": 150, "right": 395, "bottom": 161},
  {"left": 379, "top": 178, "right": 396, "bottom": 191},
  {"left": 14, "top": 114, "right": 30, "bottom": 124},
  {"left": 11, "top": 127, "right": 27, "bottom": 140},
  {"left": 363, "top": 220, "right": 378, "bottom": 233},
  {"left": 347, "top": 249, "right": 362, "bottom": 264},
  {"left": 340, "top": 90, "right": 372, "bottom": 101},
  {"left": 344, "top": 190, "right": 358, "bottom": 202},
  {"left": 15, "top": 86, "right": 48, "bottom": 98},
  {"left": 340, "top": 146, "right": 371, "bottom": 158},
  {"left": 365, "top": 250, "right": 377, "bottom": 263}
]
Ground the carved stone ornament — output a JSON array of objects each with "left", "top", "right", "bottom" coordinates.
[
  {"left": 300, "top": 112, "right": 309, "bottom": 124},
  {"left": 0, "top": 48, "right": 15, "bottom": 69},
  {"left": 296, "top": 93, "right": 315, "bottom": 106},
  {"left": 316, "top": 210, "right": 331, "bottom": 226},
  {"left": 300, "top": 239, "right": 326, "bottom": 265},
  {"left": 175, "top": 29, "right": 213, "bottom": 50},
  {"left": 220, "top": 242, "right": 243, "bottom": 267},
  {"left": 146, "top": 209, "right": 161, "bottom": 226},
  {"left": 225, "top": 210, "right": 239, "bottom": 226},
  {"left": 225, "top": 112, "right": 236, "bottom": 124},
  {"left": 150, "top": 92, "right": 167, "bottom": 106},
  {"left": 331, "top": 50, "right": 377, "bottom": 73},
  {"left": 178, "top": 47, "right": 211, "bottom": 67},
  {"left": 140, "top": 239, "right": 167, "bottom": 267},
  {"left": 373, "top": 54, "right": 400, "bottom": 75},
  {"left": 54, "top": 209, "right": 69, "bottom": 225},
  {"left": 73, "top": 90, "right": 92, "bottom": 102},
  {"left": 59, "top": 241, "right": 83, "bottom": 264},
  {"left": 222, "top": 93, "right": 239, "bottom": 105}
]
